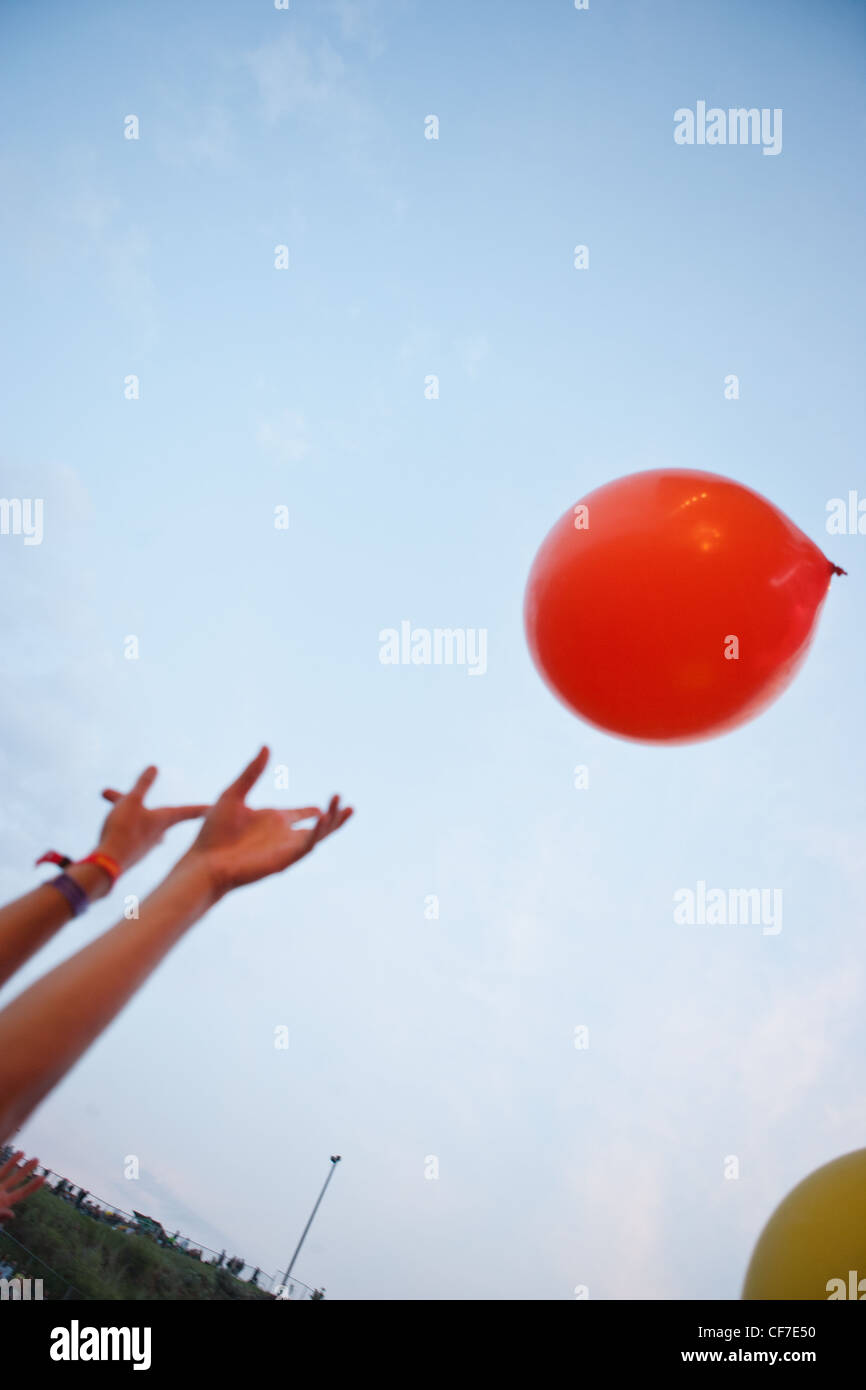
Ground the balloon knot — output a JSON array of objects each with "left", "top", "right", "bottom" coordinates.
[{"left": 830, "top": 564, "right": 847, "bottom": 577}]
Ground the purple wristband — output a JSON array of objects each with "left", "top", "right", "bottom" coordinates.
[{"left": 48, "top": 873, "right": 89, "bottom": 917}]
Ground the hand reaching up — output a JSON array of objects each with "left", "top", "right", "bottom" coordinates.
[
  {"left": 98, "top": 766, "right": 210, "bottom": 871},
  {"left": 0, "top": 749, "right": 353, "bottom": 1147},
  {"left": 184, "top": 747, "right": 353, "bottom": 899},
  {"left": 0, "top": 1151, "right": 44, "bottom": 1221}
]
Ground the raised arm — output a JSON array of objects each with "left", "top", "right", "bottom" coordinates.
[
  {"left": 0, "top": 747, "right": 352, "bottom": 1143},
  {"left": 0, "top": 765, "right": 208, "bottom": 990}
]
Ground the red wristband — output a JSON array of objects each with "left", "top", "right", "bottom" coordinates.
[
  {"left": 76, "top": 852, "right": 122, "bottom": 884},
  {"left": 36, "top": 850, "right": 73, "bottom": 869}
]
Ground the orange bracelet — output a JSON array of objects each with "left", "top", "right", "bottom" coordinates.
[{"left": 76, "top": 852, "right": 122, "bottom": 884}]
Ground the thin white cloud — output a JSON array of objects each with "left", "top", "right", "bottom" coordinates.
[
  {"left": 254, "top": 409, "right": 311, "bottom": 462},
  {"left": 455, "top": 334, "right": 489, "bottom": 379},
  {"left": 245, "top": 35, "right": 347, "bottom": 126}
]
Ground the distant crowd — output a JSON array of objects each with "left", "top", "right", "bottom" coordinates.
[{"left": 0, "top": 1143, "right": 254, "bottom": 1278}]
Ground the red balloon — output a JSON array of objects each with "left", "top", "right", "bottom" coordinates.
[{"left": 524, "top": 469, "right": 843, "bottom": 743}]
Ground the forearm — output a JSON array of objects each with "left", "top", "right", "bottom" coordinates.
[
  {"left": 0, "top": 864, "right": 113, "bottom": 989},
  {"left": 0, "top": 855, "right": 218, "bottom": 1142}
]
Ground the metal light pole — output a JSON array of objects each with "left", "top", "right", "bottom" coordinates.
[{"left": 282, "top": 1155, "right": 341, "bottom": 1286}]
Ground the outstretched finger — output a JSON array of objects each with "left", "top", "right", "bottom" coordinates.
[
  {"left": 285, "top": 806, "right": 321, "bottom": 826},
  {"left": 313, "top": 795, "right": 346, "bottom": 844},
  {"left": 312, "top": 795, "right": 337, "bottom": 840},
  {"left": 327, "top": 805, "right": 353, "bottom": 838},
  {"left": 7, "top": 1173, "right": 45, "bottom": 1206},
  {"left": 6, "top": 1156, "right": 39, "bottom": 1187},
  {"left": 130, "top": 766, "right": 159, "bottom": 801},
  {"left": 101, "top": 789, "right": 123, "bottom": 805},
  {"left": 316, "top": 807, "right": 352, "bottom": 844},
  {"left": 224, "top": 746, "right": 270, "bottom": 802},
  {"left": 159, "top": 803, "right": 211, "bottom": 828},
  {"left": 0, "top": 1150, "right": 24, "bottom": 1183}
]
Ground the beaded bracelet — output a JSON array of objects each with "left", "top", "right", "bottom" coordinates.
[{"left": 47, "top": 874, "right": 89, "bottom": 917}]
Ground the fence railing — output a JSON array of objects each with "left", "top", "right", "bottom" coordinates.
[
  {"left": 0, "top": 1226, "right": 83, "bottom": 1300},
  {"left": 0, "top": 1146, "right": 319, "bottom": 1300}
]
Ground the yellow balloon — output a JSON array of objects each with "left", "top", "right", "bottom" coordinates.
[{"left": 743, "top": 1149, "right": 866, "bottom": 1300}]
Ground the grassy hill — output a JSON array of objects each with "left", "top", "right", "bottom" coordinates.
[{"left": 1, "top": 1189, "right": 273, "bottom": 1300}]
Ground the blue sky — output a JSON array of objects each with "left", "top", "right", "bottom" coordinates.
[{"left": 1, "top": 0, "right": 864, "bottom": 1299}]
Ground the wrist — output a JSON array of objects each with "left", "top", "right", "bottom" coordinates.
[
  {"left": 93, "top": 842, "right": 127, "bottom": 875},
  {"left": 82, "top": 850, "right": 123, "bottom": 883},
  {"left": 65, "top": 862, "right": 113, "bottom": 903},
  {"left": 165, "top": 851, "right": 225, "bottom": 908}
]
